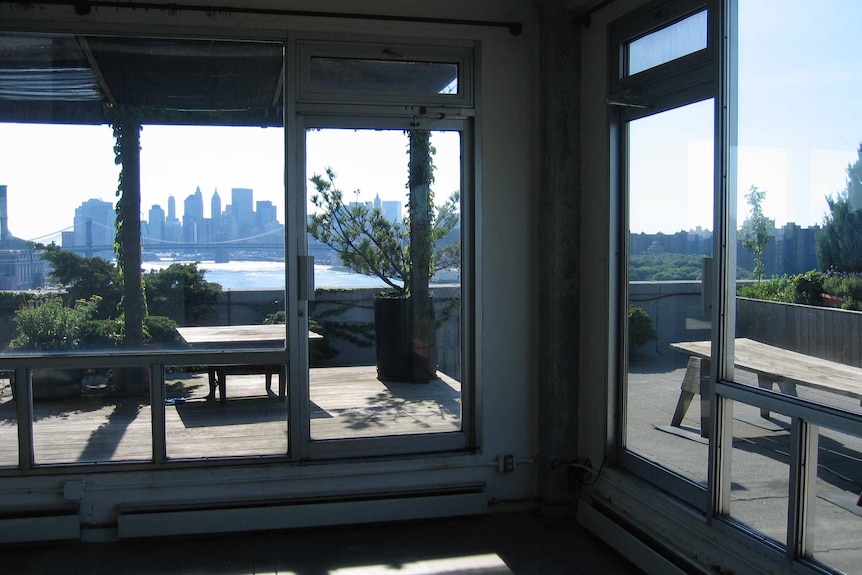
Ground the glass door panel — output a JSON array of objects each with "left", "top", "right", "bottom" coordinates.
[
  {"left": 624, "top": 99, "right": 714, "bottom": 485},
  {"left": 305, "top": 128, "right": 462, "bottom": 440},
  {"left": 150, "top": 127, "right": 290, "bottom": 460}
]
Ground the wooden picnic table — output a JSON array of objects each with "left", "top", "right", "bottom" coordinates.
[
  {"left": 176, "top": 325, "right": 322, "bottom": 402},
  {"left": 670, "top": 338, "right": 862, "bottom": 436}
]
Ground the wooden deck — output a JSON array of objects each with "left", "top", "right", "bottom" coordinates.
[{"left": 0, "top": 366, "right": 461, "bottom": 466}]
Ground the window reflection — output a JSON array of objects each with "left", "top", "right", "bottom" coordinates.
[{"left": 625, "top": 99, "right": 713, "bottom": 484}]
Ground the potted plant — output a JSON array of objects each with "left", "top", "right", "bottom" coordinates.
[{"left": 307, "top": 131, "right": 459, "bottom": 382}]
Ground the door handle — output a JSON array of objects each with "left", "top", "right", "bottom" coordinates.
[{"left": 298, "top": 255, "right": 314, "bottom": 301}]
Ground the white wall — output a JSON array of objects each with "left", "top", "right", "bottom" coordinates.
[{"left": 0, "top": 0, "right": 540, "bottom": 538}]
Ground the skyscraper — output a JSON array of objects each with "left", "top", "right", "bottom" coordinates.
[
  {"left": 148, "top": 204, "right": 165, "bottom": 240},
  {"left": 211, "top": 189, "right": 221, "bottom": 222},
  {"left": 167, "top": 195, "right": 177, "bottom": 222},
  {"left": 73, "top": 198, "right": 115, "bottom": 257},
  {"left": 183, "top": 187, "right": 205, "bottom": 243},
  {"left": 230, "top": 187, "right": 254, "bottom": 237}
]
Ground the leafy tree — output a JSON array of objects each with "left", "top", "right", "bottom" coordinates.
[
  {"left": 740, "top": 185, "right": 771, "bottom": 280},
  {"left": 817, "top": 144, "right": 862, "bottom": 272},
  {"left": 143, "top": 263, "right": 222, "bottom": 326},
  {"left": 38, "top": 244, "right": 122, "bottom": 319},
  {"left": 629, "top": 253, "right": 705, "bottom": 281},
  {"left": 817, "top": 194, "right": 862, "bottom": 273}
]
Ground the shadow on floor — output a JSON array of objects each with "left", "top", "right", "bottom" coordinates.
[{"left": 1, "top": 510, "right": 645, "bottom": 575}]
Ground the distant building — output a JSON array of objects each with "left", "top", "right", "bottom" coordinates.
[
  {"left": 148, "top": 204, "right": 165, "bottom": 241},
  {"left": 382, "top": 200, "right": 402, "bottom": 225},
  {"left": 71, "top": 198, "right": 115, "bottom": 257},
  {"left": 0, "top": 184, "right": 47, "bottom": 289},
  {"left": 211, "top": 189, "right": 221, "bottom": 223},
  {"left": 231, "top": 187, "right": 254, "bottom": 237},
  {"left": 256, "top": 200, "right": 277, "bottom": 230},
  {"left": 182, "top": 187, "right": 205, "bottom": 243}
]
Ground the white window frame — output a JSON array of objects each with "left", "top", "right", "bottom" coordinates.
[{"left": 287, "top": 36, "right": 477, "bottom": 460}]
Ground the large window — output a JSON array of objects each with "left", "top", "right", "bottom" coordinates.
[
  {"left": 720, "top": 1, "right": 862, "bottom": 571},
  {"left": 612, "top": 1, "right": 862, "bottom": 572},
  {"left": 0, "top": 32, "right": 474, "bottom": 470}
]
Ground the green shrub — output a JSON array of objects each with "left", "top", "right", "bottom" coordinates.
[
  {"left": 143, "top": 315, "right": 184, "bottom": 347},
  {"left": 9, "top": 296, "right": 94, "bottom": 351},
  {"left": 738, "top": 276, "right": 795, "bottom": 302},
  {"left": 821, "top": 271, "right": 862, "bottom": 311},
  {"left": 78, "top": 318, "right": 124, "bottom": 349},
  {"left": 737, "top": 271, "right": 824, "bottom": 305},
  {"left": 628, "top": 305, "right": 658, "bottom": 348}
]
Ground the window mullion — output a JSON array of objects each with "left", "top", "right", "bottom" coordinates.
[{"left": 787, "top": 418, "right": 818, "bottom": 560}]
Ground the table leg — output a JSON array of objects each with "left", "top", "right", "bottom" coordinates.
[
  {"left": 207, "top": 368, "right": 217, "bottom": 401},
  {"left": 699, "top": 358, "right": 712, "bottom": 438},
  {"left": 758, "top": 374, "right": 777, "bottom": 418},
  {"left": 671, "top": 357, "right": 702, "bottom": 427},
  {"left": 217, "top": 367, "right": 226, "bottom": 404}
]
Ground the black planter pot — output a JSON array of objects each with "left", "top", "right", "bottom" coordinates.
[{"left": 374, "top": 295, "right": 436, "bottom": 383}]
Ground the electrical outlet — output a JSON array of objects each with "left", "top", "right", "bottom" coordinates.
[{"left": 497, "top": 454, "right": 516, "bottom": 473}]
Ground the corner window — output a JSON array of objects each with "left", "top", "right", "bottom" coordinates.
[{"left": 611, "top": 1, "right": 862, "bottom": 573}]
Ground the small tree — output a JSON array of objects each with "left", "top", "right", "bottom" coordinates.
[
  {"left": 38, "top": 244, "right": 122, "bottom": 319},
  {"left": 307, "top": 171, "right": 459, "bottom": 294},
  {"left": 741, "top": 185, "right": 771, "bottom": 280},
  {"left": 307, "top": 132, "right": 460, "bottom": 382}
]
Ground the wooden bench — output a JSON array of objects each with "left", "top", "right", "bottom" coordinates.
[{"left": 670, "top": 338, "right": 862, "bottom": 436}]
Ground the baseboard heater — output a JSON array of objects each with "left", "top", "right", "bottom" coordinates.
[
  {"left": 118, "top": 484, "right": 487, "bottom": 539},
  {"left": 576, "top": 500, "right": 705, "bottom": 575},
  {"left": 0, "top": 506, "right": 80, "bottom": 543}
]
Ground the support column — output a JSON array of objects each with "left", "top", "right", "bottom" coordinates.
[{"left": 536, "top": 0, "right": 583, "bottom": 511}]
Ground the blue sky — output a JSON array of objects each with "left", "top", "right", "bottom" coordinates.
[
  {"left": 1, "top": 1, "right": 860, "bottom": 240},
  {"left": 628, "top": 0, "right": 862, "bottom": 234}
]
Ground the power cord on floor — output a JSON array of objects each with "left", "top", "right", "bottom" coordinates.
[{"left": 548, "top": 457, "right": 606, "bottom": 498}]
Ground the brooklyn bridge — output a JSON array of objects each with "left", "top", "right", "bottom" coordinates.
[{"left": 66, "top": 240, "right": 286, "bottom": 263}]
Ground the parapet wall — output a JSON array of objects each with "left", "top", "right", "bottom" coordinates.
[{"left": 212, "top": 286, "right": 461, "bottom": 378}]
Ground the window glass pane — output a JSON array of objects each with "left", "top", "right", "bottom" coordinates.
[
  {"left": 628, "top": 9, "right": 708, "bottom": 76},
  {"left": 165, "top": 362, "right": 287, "bottom": 459},
  {"left": 811, "top": 425, "right": 862, "bottom": 574},
  {"left": 140, "top": 122, "right": 286, "bottom": 340},
  {"left": 732, "top": 0, "right": 862, "bottom": 416},
  {"left": 0, "top": 33, "right": 289, "bottom": 463},
  {"left": 625, "top": 99, "right": 713, "bottom": 484},
  {"left": 306, "top": 128, "right": 462, "bottom": 440},
  {"left": 31, "top": 365, "right": 152, "bottom": 464},
  {"left": 0, "top": 370, "right": 17, "bottom": 467},
  {"left": 729, "top": 400, "right": 790, "bottom": 547},
  {"left": 309, "top": 57, "right": 458, "bottom": 95}
]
